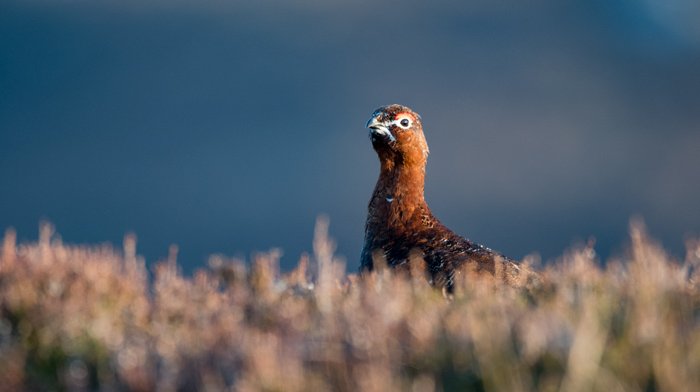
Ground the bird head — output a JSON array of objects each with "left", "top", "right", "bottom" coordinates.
[{"left": 366, "top": 104, "right": 429, "bottom": 168}]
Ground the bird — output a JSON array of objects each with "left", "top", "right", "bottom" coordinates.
[{"left": 361, "top": 104, "right": 539, "bottom": 289}]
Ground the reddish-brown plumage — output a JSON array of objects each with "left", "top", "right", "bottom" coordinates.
[{"left": 361, "top": 105, "right": 539, "bottom": 289}]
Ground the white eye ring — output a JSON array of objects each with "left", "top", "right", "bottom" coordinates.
[{"left": 390, "top": 118, "right": 412, "bottom": 129}]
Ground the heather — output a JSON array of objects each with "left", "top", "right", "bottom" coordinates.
[{"left": 1, "top": 219, "right": 699, "bottom": 391}]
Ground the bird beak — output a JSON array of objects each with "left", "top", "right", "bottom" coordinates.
[
  {"left": 366, "top": 115, "right": 396, "bottom": 142},
  {"left": 366, "top": 115, "right": 381, "bottom": 129}
]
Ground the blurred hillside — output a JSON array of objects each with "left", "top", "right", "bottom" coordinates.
[{"left": 1, "top": 0, "right": 699, "bottom": 272}]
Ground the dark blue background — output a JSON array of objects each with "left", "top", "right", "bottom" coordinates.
[{"left": 2, "top": 0, "right": 699, "bottom": 273}]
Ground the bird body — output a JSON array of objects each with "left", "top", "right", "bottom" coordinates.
[{"left": 361, "top": 105, "right": 537, "bottom": 288}]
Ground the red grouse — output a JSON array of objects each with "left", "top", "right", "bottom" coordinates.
[{"left": 361, "top": 104, "right": 538, "bottom": 289}]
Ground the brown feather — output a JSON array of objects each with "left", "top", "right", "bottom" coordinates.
[{"left": 361, "top": 105, "right": 540, "bottom": 289}]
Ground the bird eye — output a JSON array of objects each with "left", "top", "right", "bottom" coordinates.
[{"left": 400, "top": 119, "right": 410, "bottom": 127}]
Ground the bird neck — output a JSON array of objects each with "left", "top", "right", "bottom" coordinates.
[
  {"left": 380, "top": 162, "right": 424, "bottom": 196},
  {"left": 373, "top": 160, "right": 428, "bottom": 220},
  {"left": 370, "top": 135, "right": 431, "bottom": 230},
  {"left": 377, "top": 140, "right": 428, "bottom": 199}
]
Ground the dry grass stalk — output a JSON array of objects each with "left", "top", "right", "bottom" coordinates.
[{"left": 0, "top": 219, "right": 699, "bottom": 391}]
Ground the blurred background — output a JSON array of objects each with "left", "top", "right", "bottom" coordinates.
[{"left": 2, "top": 0, "right": 699, "bottom": 273}]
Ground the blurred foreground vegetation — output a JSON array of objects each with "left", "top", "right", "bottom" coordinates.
[{"left": 1, "top": 219, "right": 700, "bottom": 391}]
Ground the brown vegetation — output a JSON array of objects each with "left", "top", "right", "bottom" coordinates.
[{"left": 1, "top": 218, "right": 699, "bottom": 391}]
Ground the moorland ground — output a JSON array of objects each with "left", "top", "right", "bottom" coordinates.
[{"left": 1, "top": 219, "right": 699, "bottom": 391}]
